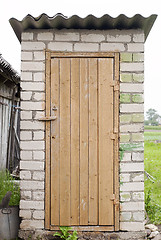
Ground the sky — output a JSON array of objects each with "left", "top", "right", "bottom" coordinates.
[{"left": 0, "top": 0, "right": 161, "bottom": 116}]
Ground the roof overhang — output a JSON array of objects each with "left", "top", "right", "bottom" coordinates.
[{"left": 9, "top": 13, "right": 157, "bottom": 43}]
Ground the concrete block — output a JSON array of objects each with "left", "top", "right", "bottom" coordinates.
[
  {"left": 132, "top": 152, "right": 144, "bottom": 161},
  {"left": 131, "top": 173, "right": 144, "bottom": 182},
  {"left": 120, "top": 123, "right": 143, "bottom": 133},
  {"left": 33, "top": 72, "right": 45, "bottom": 82},
  {"left": 133, "top": 53, "right": 144, "bottom": 62},
  {"left": 20, "top": 150, "right": 32, "bottom": 160},
  {"left": 20, "top": 131, "right": 32, "bottom": 140},
  {"left": 132, "top": 94, "right": 144, "bottom": 103},
  {"left": 21, "top": 101, "right": 45, "bottom": 111},
  {"left": 133, "top": 33, "right": 145, "bottom": 42},
  {"left": 37, "top": 32, "right": 53, "bottom": 41},
  {"left": 132, "top": 114, "right": 144, "bottom": 122},
  {"left": 120, "top": 62, "right": 144, "bottom": 72},
  {"left": 121, "top": 201, "right": 144, "bottom": 211},
  {"left": 120, "top": 93, "right": 131, "bottom": 103},
  {"left": 133, "top": 212, "right": 144, "bottom": 221},
  {"left": 120, "top": 134, "right": 130, "bottom": 143},
  {"left": 106, "top": 34, "right": 131, "bottom": 42},
  {"left": 20, "top": 171, "right": 31, "bottom": 180},
  {"left": 122, "top": 152, "right": 131, "bottom": 161},
  {"left": 21, "top": 42, "right": 45, "bottom": 51},
  {"left": 22, "top": 33, "right": 34, "bottom": 41},
  {"left": 21, "top": 191, "right": 32, "bottom": 200},
  {"left": 33, "top": 191, "right": 45, "bottom": 201},
  {"left": 120, "top": 114, "right": 132, "bottom": 123},
  {"left": 21, "top": 72, "right": 32, "bottom": 81},
  {"left": 120, "top": 162, "right": 144, "bottom": 172},
  {"left": 19, "top": 210, "right": 32, "bottom": 219},
  {"left": 34, "top": 52, "right": 45, "bottom": 61},
  {"left": 33, "top": 171, "right": 45, "bottom": 181},
  {"left": 20, "top": 120, "right": 44, "bottom": 130},
  {"left": 133, "top": 192, "right": 144, "bottom": 201},
  {"left": 120, "top": 222, "right": 144, "bottom": 231},
  {"left": 132, "top": 133, "right": 144, "bottom": 142},
  {"left": 120, "top": 104, "right": 144, "bottom": 113},
  {"left": 20, "top": 220, "right": 44, "bottom": 230},
  {"left": 20, "top": 161, "right": 44, "bottom": 171},
  {"left": 21, "top": 62, "right": 45, "bottom": 71},
  {"left": 120, "top": 212, "right": 132, "bottom": 221},
  {"left": 127, "top": 43, "right": 144, "bottom": 52},
  {"left": 120, "top": 192, "right": 131, "bottom": 202},
  {"left": 81, "top": 33, "right": 105, "bottom": 42},
  {"left": 21, "top": 82, "right": 45, "bottom": 91},
  {"left": 20, "top": 181, "right": 44, "bottom": 190},
  {"left": 120, "top": 173, "right": 130, "bottom": 182},
  {"left": 55, "top": 32, "right": 79, "bottom": 41},
  {"left": 120, "top": 182, "right": 144, "bottom": 192},
  {"left": 21, "top": 91, "right": 32, "bottom": 101},
  {"left": 101, "top": 43, "right": 125, "bottom": 51},
  {"left": 120, "top": 83, "right": 143, "bottom": 93},
  {"left": 33, "top": 131, "right": 45, "bottom": 140},
  {"left": 20, "top": 141, "right": 45, "bottom": 150},
  {"left": 74, "top": 43, "right": 99, "bottom": 51},
  {"left": 33, "top": 151, "right": 45, "bottom": 160},
  {"left": 33, "top": 210, "right": 44, "bottom": 220},
  {"left": 32, "top": 92, "right": 45, "bottom": 101},
  {"left": 120, "top": 53, "right": 132, "bottom": 62},
  {"left": 120, "top": 73, "right": 132, "bottom": 82},
  {"left": 21, "top": 52, "right": 33, "bottom": 60},
  {"left": 48, "top": 42, "right": 72, "bottom": 51},
  {"left": 133, "top": 73, "right": 144, "bottom": 82}
]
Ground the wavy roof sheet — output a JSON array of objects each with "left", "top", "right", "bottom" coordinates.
[{"left": 9, "top": 13, "right": 157, "bottom": 43}]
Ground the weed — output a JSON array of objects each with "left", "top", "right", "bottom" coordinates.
[{"left": 54, "top": 226, "right": 78, "bottom": 240}]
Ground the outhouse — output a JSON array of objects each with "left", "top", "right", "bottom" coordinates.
[{"left": 10, "top": 13, "right": 157, "bottom": 239}]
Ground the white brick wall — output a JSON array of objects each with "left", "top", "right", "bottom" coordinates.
[{"left": 20, "top": 29, "right": 145, "bottom": 233}]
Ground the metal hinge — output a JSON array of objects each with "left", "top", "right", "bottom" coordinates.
[
  {"left": 38, "top": 116, "right": 57, "bottom": 121},
  {"left": 110, "top": 133, "right": 118, "bottom": 140},
  {"left": 110, "top": 194, "right": 119, "bottom": 205},
  {"left": 110, "top": 82, "right": 119, "bottom": 92}
]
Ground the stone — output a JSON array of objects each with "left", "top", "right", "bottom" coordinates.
[
  {"left": 149, "top": 231, "right": 159, "bottom": 239},
  {"left": 145, "top": 224, "right": 158, "bottom": 232}
]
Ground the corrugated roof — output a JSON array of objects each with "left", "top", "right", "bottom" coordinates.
[
  {"left": 0, "top": 54, "right": 20, "bottom": 84},
  {"left": 9, "top": 13, "right": 157, "bottom": 43}
]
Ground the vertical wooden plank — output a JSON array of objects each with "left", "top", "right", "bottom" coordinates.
[
  {"left": 114, "top": 53, "right": 120, "bottom": 231},
  {"left": 59, "top": 58, "right": 71, "bottom": 226},
  {"left": 51, "top": 58, "right": 60, "bottom": 225},
  {"left": 70, "top": 58, "right": 80, "bottom": 225},
  {"left": 45, "top": 51, "right": 51, "bottom": 229},
  {"left": 98, "top": 58, "right": 114, "bottom": 225},
  {"left": 80, "top": 58, "right": 89, "bottom": 225},
  {"left": 88, "top": 58, "right": 98, "bottom": 225}
]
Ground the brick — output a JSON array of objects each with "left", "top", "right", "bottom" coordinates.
[
  {"left": 33, "top": 72, "right": 45, "bottom": 82},
  {"left": 21, "top": 111, "right": 32, "bottom": 120},
  {"left": 33, "top": 210, "right": 44, "bottom": 220},
  {"left": 120, "top": 134, "right": 130, "bottom": 143},
  {"left": 48, "top": 42, "right": 72, "bottom": 51},
  {"left": 20, "top": 131, "right": 32, "bottom": 140},
  {"left": 74, "top": 43, "right": 99, "bottom": 51},
  {"left": 106, "top": 33, "right": 131, "bottom": 42},
  {"left": 33, "top": 131, "right": 45, "bottom": 140},
  {"left": 133, "top": 212, "right": 144, "bottom": 221},
  {"left": 120, "top": 114, "right": 132, "bottom": 123},
  {"left": 120, "top": 123, "right": 143, "bottom": 133},
  {"left": 120, "top": 173, "right": 130, "bottom": 182},
  {"left": 19, "top": 210, "right": 32, "bottom": 219},
  {"left": 120, "top": 83, "right": 143, "bottom": 93},
  {"left": 21, "top": 82, "right": 45, "bottom": 92},
  {"left": 33, "top": 92, "right": 45, "bottom": 101},
  {"left": 133, "top": 53, "right": 144, "bottom": 62},
  {"left": 120, "top": 182, "right": 144, "bottom": 192},
  {"left": 33, "top": 151, "right": 45, "bottom": 160},
  {"left": 120, "top": 62, "right": 144, "bottom": 72},
  {"left": 120, "top": 73, "right": 132, "bottom": 82},
  {"left": 37, "top": 32, "right": 53, "bottom": 41},
  {"left": 55, "top": 32, "right": 79, "bottom": 41},
  {"left": 20, "top": 150, "right": 32, "bottom": 160},
  {"left": 132, "top": 152, "right": 144, "bottom": 161},
  {"left": 21, "top": 52, "right": 33, "bottom": 60},
  {"left": 21, "top": 191, "right": 32, "bottom": 200},
  {"left": 20, "top": 121, "right": 44, "bottom": 130},
  {"left": 33, "top": 191, "right": 44, "bottom": 201},
  {"left": 120, "top": 222, "right": 144, "bottom": 231},
  {"left": 120, "top": 162, "right": 144, "bottom": 172},
  {"left": 21, "top": 101, "right": 45, "bottom": 111},
  {"left": 127, "top": 43, "right": 144, "bottom": 52},
  {"left": 101, "top": 43, "right": 125, "bottom": 51},
  {"left": 131, "top": 173, "right": 144, "bottom": 182},
  {"left": 21, "top": 42, "right": 45, "bottom": 50},
  {"left": 120, "top": 212, "right": 132, "bottom": 221},
  {"left": 20, "top": 181, "right": 44, "bottom": 190},
  {"left": 133, "top": 73, "right": 144, "bottom": 82},
  {"left": 132, "top": 94, "right": 144, "bottom": 103},
  {"left": 133, "top": 33, "right": 144, "bottom": 42},
  {"left": 20, "top": 161, "right": 44, "bottom": 171},
  {"left": 34, "top": 52, "right": 45, "bottom": 61},
  {"left": 21, "top": 91, "right": 32, "bottom": 101},
  {"left": 132, "top": 114, "right": 144, "bottom": 122},
  {"left": 132, "top": 192, "right": 144, "bottom": 201},
  {"left": 120, "top": 193, "right": 131, "bottom": 202},
  {"left": 132, "top": 133, "right": 144, "bottom": 141},
  {"left": 120, "top": 53, "right": 132, "bottom": 62},
  {"left": 120, "top": 93, "right": 131, "bottom": 103},
  {"left": 81, "top": 33, "right": 105, "bottom": 42},
  {"left": 121, "top": 201, "right": 144, "bottom": 211},
  {"left": 33, "top": 171, "right": 45, "bottom": 181},
  {"left": 22, "top": 33, "right": 34, "bottom": 41},
  {"left": 20, "top": 220, "right": 44, "bottom": 230},
  {"left": 21, "top": 72, "right": 32, "bottom": 81},
  {"left": 120, "top": 104, "right": 144, "bottom": 113},
  {"left": 20, "top": 171, "right": 31, "bottom": 180},
  {"left": 21, "top": 62, "right": 45, "bottom": 71}
]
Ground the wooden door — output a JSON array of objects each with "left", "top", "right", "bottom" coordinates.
[{"left": 45, "top": 52, "right": 119, "bottom": 231}]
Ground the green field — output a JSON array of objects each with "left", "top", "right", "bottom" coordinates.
[{"left": 144, "top": 130, "right": 161, "bottom": 223}]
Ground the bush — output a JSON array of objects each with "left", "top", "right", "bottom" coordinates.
[{"left": 0, "top": 170, "right": 20, "bottom": 206}]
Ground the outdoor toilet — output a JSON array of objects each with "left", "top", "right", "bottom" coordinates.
[{"left": 10, "top": 13, "right": 157, "bottom": 239}]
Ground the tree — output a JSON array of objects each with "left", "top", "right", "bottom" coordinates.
[{"left": 146, "top": 108, "right": 160, "bottom": 126}]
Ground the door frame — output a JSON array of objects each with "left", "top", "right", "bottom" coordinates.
[{"left": 45, "top": 51, "right": 120, "bottom": 231}]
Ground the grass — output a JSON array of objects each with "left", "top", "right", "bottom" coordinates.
[
  {"left": 144, "top": 125, "right": 161, "bottom": 130},
  {"left": 144, "top": 128, "right": 161, "bottom": 224}
]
